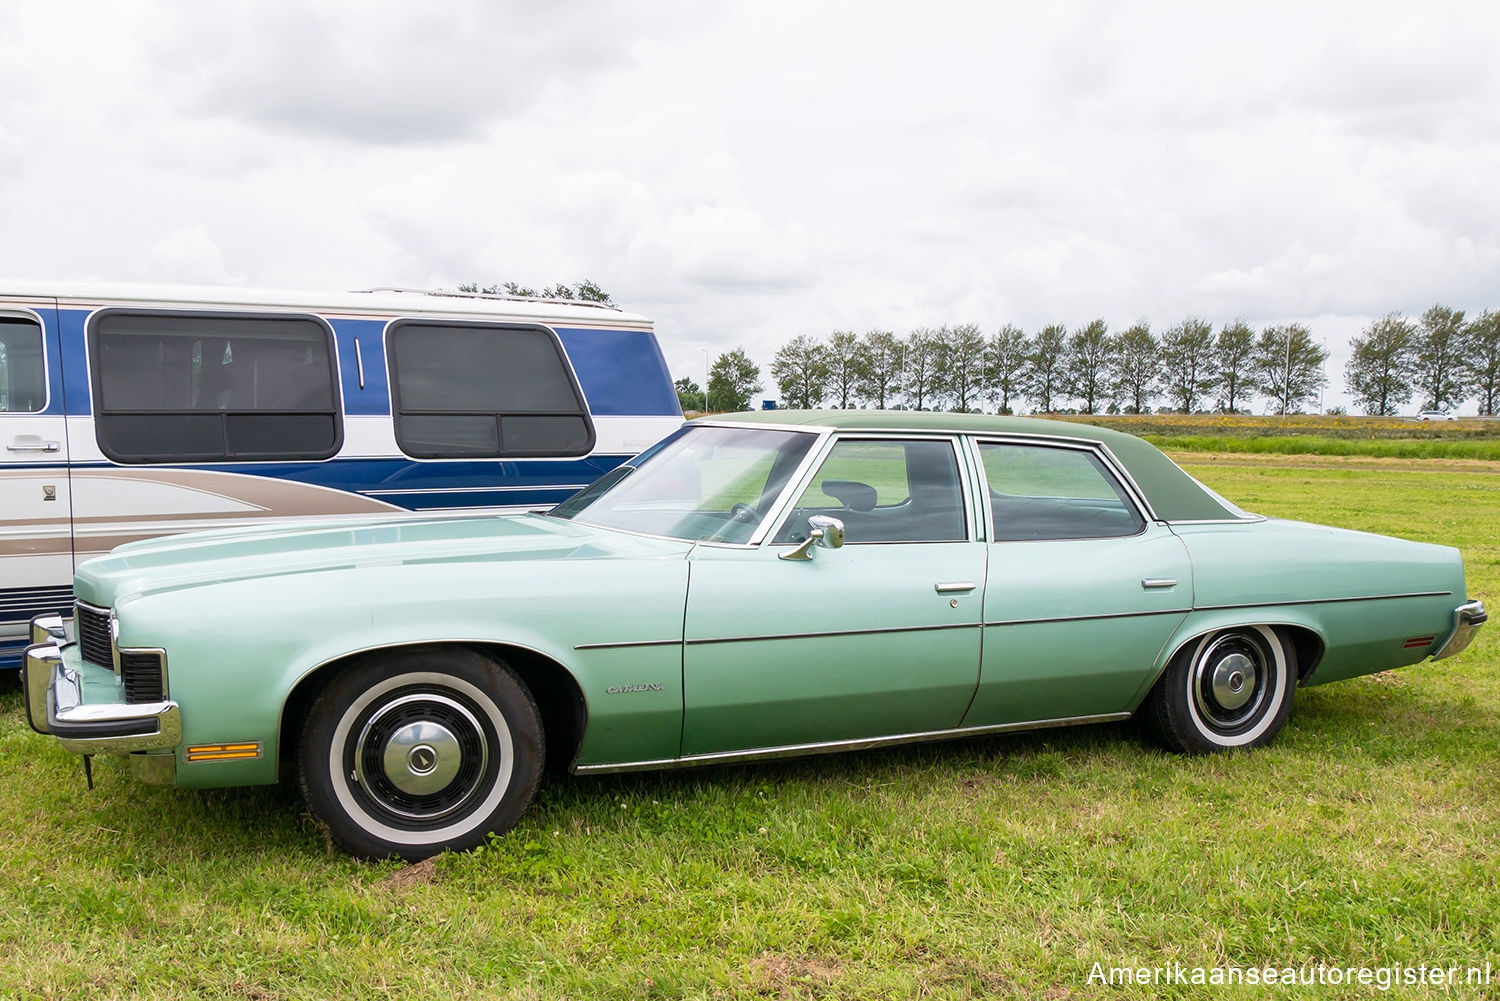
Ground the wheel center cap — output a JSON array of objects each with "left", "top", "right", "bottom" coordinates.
[
  {"left": 382, "top": 721, "right": 462, "bottom": 796},
  {"left": 1211, "top": 653, "right": 1257, "bottom": 710}
]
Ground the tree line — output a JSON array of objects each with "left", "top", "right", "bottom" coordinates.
[
  {"left": 681, "top": 319, "right": 1337, "bottom": 416},
  {"left": 681, "top": 305, "right": 1500, "bottom": 416},
  {"left": 1345, "top": 305, "right": 1500, "bottom": 416}
]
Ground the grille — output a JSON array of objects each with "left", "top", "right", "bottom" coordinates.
[
  {"left": 76, "top": 604, "right": 113, "bottom": 667},
  {"left": 120, "top": 652, "right": 165, "bottom": 703}
]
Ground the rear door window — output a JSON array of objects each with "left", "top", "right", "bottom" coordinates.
[{"left": 980, "top": 442, "right": 1144, "bottom": 541}]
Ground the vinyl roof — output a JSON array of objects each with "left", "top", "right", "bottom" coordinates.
[{"left": 709, "top": 409, "right": 1238, "bottom": 522}]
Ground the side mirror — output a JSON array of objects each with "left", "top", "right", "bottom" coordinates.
[{"left": 778, "top": 515, "right": 846, "bottom": 561}]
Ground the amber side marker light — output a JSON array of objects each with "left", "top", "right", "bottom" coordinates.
[{"left": 186, "top": 743, "right": 262, "bottom": 762}]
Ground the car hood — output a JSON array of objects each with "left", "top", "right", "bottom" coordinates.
[{"left": 74, "top": 513, "right": 691, "bottom": 609}]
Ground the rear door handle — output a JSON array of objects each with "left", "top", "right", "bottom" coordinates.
[
  {"left": 934, "top": 582, "right": 977, "bottom": 593},
  {"left": 1141, "top": 578, "right": 1177, "bottom": 589}
]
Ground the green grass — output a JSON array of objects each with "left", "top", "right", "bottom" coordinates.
[
  {"left": 1147, "top": 434, "right": 1500, "bottom": 460},
  {"left": 2, "top": 458, "right": 1498, "bottom": 998}
]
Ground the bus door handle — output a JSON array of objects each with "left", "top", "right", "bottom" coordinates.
[{"left": 7, "top": 437, "right": 61, "bottom": 453}]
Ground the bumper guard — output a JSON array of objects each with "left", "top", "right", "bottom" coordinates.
[
  {"left": 21, "top": 642, "right": 181, "bottom": 755},
  {"left": 1431, "top": 599, "right": 1487, "bottom": 661}
]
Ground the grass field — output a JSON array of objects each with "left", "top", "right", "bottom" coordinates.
[{"left": 2, "top": 455, "right": 1497, "bottom": 999}]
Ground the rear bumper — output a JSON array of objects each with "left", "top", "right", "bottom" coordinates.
[
  {"left": 1432, "top": 599, "right": 1487, "bottom": 661},
  {"left": 21, "top": 641, "right": 181, "bottom": 755}
]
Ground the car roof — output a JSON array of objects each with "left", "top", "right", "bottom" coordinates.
[{"left": 707, "top": 409, "right": 1238, "bottom": 522}]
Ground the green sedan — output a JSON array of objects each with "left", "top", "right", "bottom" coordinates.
[{"left": 20, "top": 412, "right": 1487, "bottom": 859}]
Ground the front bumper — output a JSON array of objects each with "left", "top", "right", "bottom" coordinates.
[
  {"left": 21, "top": 640, "right": 181, "bottom": 755},
  {"left": 1432, "top": 599, "right": 1487, "bottom": 661}
]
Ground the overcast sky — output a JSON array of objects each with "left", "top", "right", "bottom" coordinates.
[{"left": 4, "top": 0, "right": 1498, "bottom": 412}]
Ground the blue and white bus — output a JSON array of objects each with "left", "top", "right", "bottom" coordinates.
[{"left": 0, "top": 282, "right": 683, "bottom": 667}]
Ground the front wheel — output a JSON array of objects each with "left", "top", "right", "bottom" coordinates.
[
  {"left": 1144, "top": 625, "right": 1296, "bottom": 754},
  {"left": 297, "top": 648, "right": 544, "bottom": 860}
]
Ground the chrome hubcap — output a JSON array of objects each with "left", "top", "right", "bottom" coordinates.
[
  {"left": 353, "top": 693, "right": 490, "bottom": 822},
  {"left": 1192, "top": 633, "right": 1272, "bottom": 733},
  {"left": 381, "top": 721, "right": 462, "bottom": 796},
  {"left": 1210, "top": 653, "right": 1256, "bottom": 710}
]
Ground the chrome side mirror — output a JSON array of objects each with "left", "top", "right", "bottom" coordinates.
[{"left": 779, "top": 515, "right": 846, "bottom": 561}]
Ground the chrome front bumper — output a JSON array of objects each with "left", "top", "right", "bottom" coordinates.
[
  {"left": 21, "top": 630, "right": 181, "bottom": 756},
  {"left": 1432, "top": 599, "right": 1487, "bottom": 661}
]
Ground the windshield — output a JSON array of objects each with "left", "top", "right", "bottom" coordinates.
[{"left": 550, "top": 425, "right": 818, "bottom": 543}]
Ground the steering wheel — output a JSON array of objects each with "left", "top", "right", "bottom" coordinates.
[{"left": 703, "top": 502, "right": 761, "bottom": 543}]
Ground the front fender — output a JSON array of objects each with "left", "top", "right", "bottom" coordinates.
[{"left": 114, "top": 556, "right": 689, "bottom": 786}]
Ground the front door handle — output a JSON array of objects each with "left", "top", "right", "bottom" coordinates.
[
  {"left": 1141, "top": 578, "right": 1178, "bottom": 589},
  {"left": 934, "top": 582, "right": 977, "bottom": 593},
  {"left": 7, "top": 437, "right": 61, "bottom": 453}
]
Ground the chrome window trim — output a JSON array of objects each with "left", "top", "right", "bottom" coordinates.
[
  {"left": 573, "top": 711, "right": 1133, "bottom": 774},
  {"left": 0, "top": 306, "right": 51, "bottom": 415},
  {"left": 971, "top": 435, "right": 1153, "bottom": 540},
  {"left": 758, "top": 431, "right": 976, "bottom": 547}
]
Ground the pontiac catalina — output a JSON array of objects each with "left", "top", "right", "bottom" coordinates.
[{"left": 20, "top": 412, "right": 1487, "bottom": 859}]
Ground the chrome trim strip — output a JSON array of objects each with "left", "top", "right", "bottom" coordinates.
[
  {"left": 573, "top": 711, "right": 1134, "bottom": 774},
  {"left": 985, "top": 608, "right": 1191, "bottom": 628},
  {"left": 353, "top": 336, "right": 365, "bottom": 389},
  {"left": 1195, "top": 591, "right": 1452, "bottom": 612},
  {"left": 1432, "top": 599, "right": 1487, "bottom": 660},
  {"left": 687, "top": 621, "right": 979, "bottom": 646},
  {"left": 573, "top": 638, "right": 682, "bottom": 651}
]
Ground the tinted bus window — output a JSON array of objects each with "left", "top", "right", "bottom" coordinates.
[{"left": 91, "top": 311, "right": 341, "bottom": 463}]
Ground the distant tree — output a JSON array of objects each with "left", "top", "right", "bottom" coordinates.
[
  {"left": 1254, "top": 323, "right": 1327, "bottom": 414},
  {"left": 708, "top": 348, "right": 763, "bottom": 412},
  {"left": 457, "top": 280, "right": 613, "bottom": 304},
  {"left": 1465, "top": 310, "right": 1500, "bottom": 416},
  {"left": 1110, "top": 321, "right": 1158, "bottom": 414},
  {"left": 933, "top": 323, "right": 988, "bottom": 412},
  {"left": 1159, "top": 317, "right": 1216, "bottom": 413},
  {"left": 903, "top": 329, "right": 940, "bottom": 411},
  {"left": 1344, "top": 313, "right": 1418, "bottom": 416},
  {"left": 1214, "top": 320, "right": 1258, "bottom": 413},
  {"left": 770, "top": 335, "right": 830, "bottom": 409},
  {"left": 674, "top": 376, "right": 704, "bottom": 413},
  {"left": 1024, "top": 323, "right": 1068, "bottom": 413},
  {"left": 986, "top": 324, "right": 1029, "bottom": 414},
  {"left": 1063, "top": 319, "right": 1112, "bottom": 414},
  {"left": 856, "top": 330, "right": 904, "bottom": 409},
  {"left": 824, "top": 330, "right": 866, "bottom": 409},
  {"left": 1415, "top": 304, "right": 1469, "bottom": 412}
]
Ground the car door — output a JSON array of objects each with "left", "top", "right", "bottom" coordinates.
[
  {"left": 964, "top": 438, "right": 1193, "bottom": 727},
  {"left": 682, "top": 434, "right": 987, "bottom": 756},
  {"left": 0, "top": 302, "right": 72, "bottom": 666}
]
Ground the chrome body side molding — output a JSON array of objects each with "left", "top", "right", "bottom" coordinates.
[{"left": 572, "top": 711, "right": 1133, "bottom": 775}]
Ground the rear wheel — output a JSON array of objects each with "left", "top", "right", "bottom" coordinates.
[
  {"left": 1145, "top": 626, "right": 1296, "bottom": 754},
  {"left": 297, "top": 648, "right": 543, "bottom": 860}
]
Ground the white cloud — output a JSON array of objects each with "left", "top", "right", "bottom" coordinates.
[{"left": 2, "top": 0, "right": 1499, "bottom": 412}]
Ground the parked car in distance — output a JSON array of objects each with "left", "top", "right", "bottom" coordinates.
[
  {"left": 1417, "top": 410, "right": 1456, "bottom": 421},
  {"left": 21, "top": 411, "right": 1487, "bottom": 859}
]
